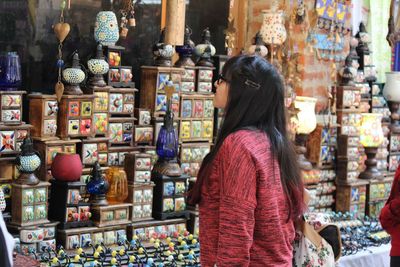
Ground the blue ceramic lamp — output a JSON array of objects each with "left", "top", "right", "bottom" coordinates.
[{"left": 153, "top": 82, "right": 182, "bottom": 177}]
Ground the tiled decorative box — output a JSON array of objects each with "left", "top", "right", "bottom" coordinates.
[
  {"left": 179, "top": 94, "right": 214, "bottom": 142},
  {"left": 180, "top": 143, "right": 210, "bottom": 178},
  {"left": 127, "top": 182, "right": 155, "bottom": 222},
  {"left": 336, "top": 180, "right": 368, "bottom": 218},
  {"left": 108, "top": 146, "right": 137, "bottom": 166},
  {"left": 91, "top": 203, "right": 132, "bottom": 227},
  {"left": 28, "top": 94, "right": 59, "bottom": 140},
  {"left": 57, "top": 95, "right": 96, "bottom": 139},
  {"left": 127, "top": 218, "right": 187, "bottom": 242},
  {"left": 48, "top": 180, "right": 93, "bottom": 229},
  {"left": 0, "top": 91, "right": 25, "bottom": 125},
  {"left": 10, "top": 182, "right": 50, "bottom": 227},
  {"left": 181, "top": 67, "right": 196, "bottom": 93},
  {"left": 84, "top": 86, "right": 111, "bottom": 137},
  {"left": 124, "top": 153, "right": 152, "bottom": 184},
  {"left": 0, "top": 124, "right": 32, "bottom": 156},
  {"left": 140, "top": 66, "right": 184, "bottom": 117},
  {"left": 196, "top": 67, "right": 214, "bottom": 94},
  {"left": 77, "top": 137, "right": 109, "bottom": 166},
  {"left": 58, "top": 225, "right": 128, "bottom": 250},
  {"left": 108, "top": 117, "right": 135, "bottom": 146},
  {"left": 366, "top": 177, "right": 393, "bottom": 218},
  {"left": 108, "top": 88, "right": 137, "bottom": 116}
]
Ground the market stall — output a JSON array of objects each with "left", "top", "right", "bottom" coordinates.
[{"left": 0, "top": 0, "right": 398, "bottom": 266}]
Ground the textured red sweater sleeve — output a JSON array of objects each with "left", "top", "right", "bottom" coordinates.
[{"left": 216, "top": 139, "right": 257, "bottom": 266}]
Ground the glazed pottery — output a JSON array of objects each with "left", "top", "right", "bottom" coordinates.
[
  {"left": 86, "top": 161, "right": 109, "bottom": 206},
  {"left": 359, "top": 113, "right": 384, "bottom": 147},
  {"left": 105, "top": 167, "right": 128, "bottom": 203},
  {"left": 94, "top": 11, "right": 119, "bottom": 46},
  {"left": 51, "top": 153, "right": 83, "bottom": 182}
]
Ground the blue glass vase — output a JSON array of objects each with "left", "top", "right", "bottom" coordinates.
[
  {"left": 156, "top": 126, "right": 178, "bottom": 160},
  {"left": 0, "top": 52, "right": 22, "bottom": 91}
]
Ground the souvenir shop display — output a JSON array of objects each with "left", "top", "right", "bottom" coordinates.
[
  {"left": 336, "top": 180, "right": 369, "bottom": 218},
  {"left": 107, "top": 146, "right": 137, "bottom": 166},
  {"left": 140, "top": 66, "right": 183, "bottom": 116},
  {"left": 247, "top": 32, "right": 269, "bottom": 57},
  {"left": 0, "top": 91, "right": 25, "bottom": 125},
  {"left": 127, "top": 218, "right": 187, "bottom": 241},
  {"left": 48, "top": 180, "right": 93, "bottom": 229},
  {"left": 28, "top": 94, "right": 59, "bottom": 140},
  {"left": 56, "top": 95, "right": 96, "bottom": 139},
  {"left": 180, "top": 143, "right": 210, "bottom": 179},
  {"left": 180, "top": 67, "right": 196, "bottom": 93}
]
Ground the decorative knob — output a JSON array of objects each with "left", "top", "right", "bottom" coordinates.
[
  {"left": 85, "top": 124, "right": 91, "bottom": 129},
  {"left": 72, "top": 125, "right": 78, "bottom": 130},
  {"left": 86, "top": 106, "right": 91, "bottom": 112}
]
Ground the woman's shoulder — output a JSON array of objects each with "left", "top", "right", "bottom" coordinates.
[{"left": 222, "top": 129, "right": 270, "bottom": 154}]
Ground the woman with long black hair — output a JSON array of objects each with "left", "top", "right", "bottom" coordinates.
[{"left": 187, "top": 55, "right": 305, "bottom": 266}]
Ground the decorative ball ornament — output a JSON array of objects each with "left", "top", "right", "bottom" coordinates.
[{"left": 62, "top": 53, "right": 86, "bottom": 95}]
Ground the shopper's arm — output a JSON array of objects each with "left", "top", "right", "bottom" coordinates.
[
  {"left": 215, "top": 137, "right": 257, "bottom": 266},
  {"left": 380, "top": 198, "right": 400, "bottom": 235}
]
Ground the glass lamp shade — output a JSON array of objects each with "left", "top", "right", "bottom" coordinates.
[
  {"left": 62, "top": 68, "right": 85, "bottom": 85},
  {"left": 156, "top": 126, "right": 179, "bottom": 160},
  {"left": 260, "top": 10, "right": 287, "bottom": 45},
  {"left": 383, "top": 72, "right": 400, "bottom": 102},
  {"left": 94, "top": 11, "right": 119, "bottom": 46},
  {"left": 0, "top": 52, "right": 22, "bottom": 90},
  {"left": 359, "top": 113, "right": 384, "bottom": 147},
  {"left": 88, "top": 58, "right": 109, "bottom": 75},
  {"left": 294, "top": 96, "right": 317, "bottom": 134}
]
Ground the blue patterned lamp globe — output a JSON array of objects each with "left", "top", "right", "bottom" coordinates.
[
  {"left": 15, "top": 137, "right": 41, "bottom": 185},
  {"left": 87, "top": 161, "right": 109, "bottom": 206},
  {"left": 175, "top": 26, "right": 196, "bottom": 67},
  {"left": 88, "top": 44, "right": 109, "bottom": 87},
  {"left": 94, "top": 11, "right": 120, "bottom": 46}
]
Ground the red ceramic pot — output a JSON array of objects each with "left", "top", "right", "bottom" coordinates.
[{"left": 51, "top": 153, "right": 82, "bottom": 182}]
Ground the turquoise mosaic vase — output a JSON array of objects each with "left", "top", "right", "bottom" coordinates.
[{"left": 94, "top": 11, "right": 119, "bottom": 46}]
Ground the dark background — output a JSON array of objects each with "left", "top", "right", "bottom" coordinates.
[{"left": 0, "top": 0, "right": 229, "bottom": 94}]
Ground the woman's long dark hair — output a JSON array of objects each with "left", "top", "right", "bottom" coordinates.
[{"left": 187, "top": 55, "right": 305, "bottom": 221}]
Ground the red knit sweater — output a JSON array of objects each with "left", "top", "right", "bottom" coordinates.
[
  {"left": 380, "top": 166, "right": 400, "bottom": 256},
  {"left": 199, "top": 130, "right": 295, "bottom": 266}
]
